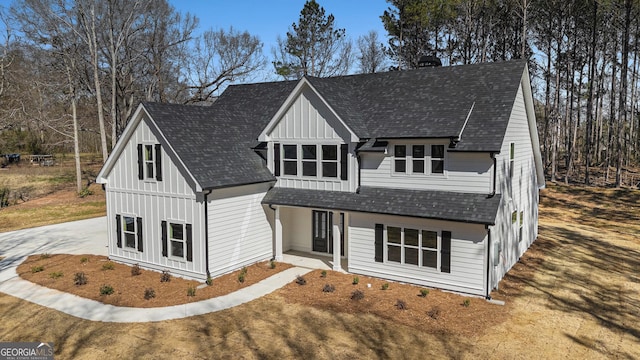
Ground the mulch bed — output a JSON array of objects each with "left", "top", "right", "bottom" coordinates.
[{"left": 17, "top": 254, "right": 292, "bottom": 308}]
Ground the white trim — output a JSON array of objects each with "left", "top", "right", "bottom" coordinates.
[
  {"left": 167, "top": 220, "right": 187, "bottom": 262},
  {"left": 258, "top": 78, "right": 359, "bottom": 142},
  {"left": 120, "top": 213, "right": 139, "bottom": 252},
  {"left": 458, "top": 101, "right": 475, "bottom": 140},
  {"left": 521, "top": 66, "right": 545, "bottom": 189}
]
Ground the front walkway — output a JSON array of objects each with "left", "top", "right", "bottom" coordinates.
[{"left": 0, "top": 217, "right": 313, "bottom": 323}]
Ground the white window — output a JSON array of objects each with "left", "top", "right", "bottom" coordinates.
[
  {"left": 412, "top": 145, "right": 425, "bottom": 174},
  {"left": 283, "top": 145, "right": 297, "bottom": 176},
  {"left": 386, "top": 226, "right": 440, "bottom": 269},
  {"left": 322, "top": 145, "right": 338, "bottom": 178},
  {"left": 394, "top": 145, "right": 406, "bottom": 173},
  {"left": 519, "top": 210, "right": 524, "bottom": 242},
  {"left": 302, "top": 145, "right": 317, "bottom": 176},
  {"left": 509, "top": 142, "right": 515, "bottom": 178},
  {"left": 169, "top": 222, "right": 185, "bottom": 259},
  {"left": 122, "top": 216, "right": 137, "bottom": 249},
  {"left": 144, "top": 144, "right": 155, "bottom": 179},
  {"left": 431, "top": 145, "right": 445, "bottom": 174}
]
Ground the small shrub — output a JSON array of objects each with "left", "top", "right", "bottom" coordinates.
[
  {"left": 100, "top": 284, "right": 114, "bottom": 296},
  {"left": 381, "top": 283, "right": 389, "bottom": 290},
  {"left": 351, "top": 289, "right": 365, "bottom": 300},
  {"left": 396, "top": 299, "right": 408, "bottom": 310},
  {"left": 160, "top": 270, "right": 171, "bottom": 282},
  {"left": 463, "top": 298, "right": 471, "bottom": 307},
  {"left": 131, "top": 264, "right": 141, "bottom": 276},
  {"left": 31, "top": 265, "right": 44, "bottom": 273},
  {"left": 238, "top": 273, "right": 246, "bottom": 283},
  {"left": 49, "top": 271, "right": 63, "bottom": 279},
  {"left": 144, "top": 288, "right": 156, "bottom": 300},
  {"left": 40, "top": 253, "right": 51, "bottom": 260},
  {"left": 320, "top": 270, "right": 327, "bottom": 278},
  {"left": 296, "top": 275, "right": 307, "bottom": 285},
  {"left": 78, "top": 187, "right": 93, "bottom": 198},
  {"left": 269, "top": 260, "right": 276, "bottom": 269},
  {"left": 101, "top": 262, "right": 115, "bottom": 271},
  {"left": 187, "top": 286, "right": 196, "bottom": 297},
  {"left": 206, "top": 276, "right": 213, "bottom": 286},
  {"left": 80, "top": 257, "right": 89, "bottom": 264},
  {"left": 352, "top": 276, "right": 359, "bottom": 285},
  {"left": 427, "top": 307, "right": 441, "bottom": 320},
  {"left": 241, "top": 266, "right": 248, "bottom": 275},
  {"left": 420, "top": 289, "right": 429, "bottom": 297},
  {"left": 74, "top": 272, "right": 87, "bottom": 285},
  {"left": 322, "top": 284, "right": 335, "bottom": 293}
]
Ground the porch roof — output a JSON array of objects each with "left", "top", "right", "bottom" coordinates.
[{"left": 262, "top": 186, "right": 501, "bottom": 225}]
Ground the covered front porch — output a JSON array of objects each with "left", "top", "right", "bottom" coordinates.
[{"left": 282, "top": 250, "right": 348, "bottom": 271}]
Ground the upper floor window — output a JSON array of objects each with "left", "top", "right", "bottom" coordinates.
[
  {"left": 393, "top": 143, "right": 445, "bottom": 175},
  {"left": 274, "top": 143, "right": 348, "bottom": 180},
  {"left": 412, "top": 145, "right": 425, "bottom": 173},
  {"left": 394, "top": 145, "right": 406, "bottom": 173},
  {"left": 137, "top": 144, "right": 162, "bottom": 181},
  {"left": 322, "top": 145, "right": 338, "bottom": 178},
  {"left": 509, "top": 142, "right": 515, "bottom": 178},
  {"left": 283, "top": 145, "right": 297, "bottom": 175},
  {"left": 431, "top": 145, "right": 444, "bottom": 174},
  {"left": 302, "top": 145, "right": 317, "bottom": 176}
]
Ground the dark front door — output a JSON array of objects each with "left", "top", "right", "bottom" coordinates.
[{"left": 312, "top": 210, "right": 331, "bottom": 253}]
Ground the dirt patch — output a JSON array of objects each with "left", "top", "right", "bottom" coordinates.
[
  {"left": 278, "top": 270, "right": 509, "bottom": 337},
  {"left": 17, "top": 254, "right": 292, "bottom": 308}
]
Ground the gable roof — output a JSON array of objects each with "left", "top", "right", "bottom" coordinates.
[
  {"left": 143, "top": 80, "right": 297, "bottom": 190},
  {"left": 262, "top": 186, "right": 502, "bottom": 225}
]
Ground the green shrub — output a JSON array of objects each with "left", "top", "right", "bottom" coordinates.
[
  {"left": 101, "top": 262, "right": 115, "bottom": 271},
  {"left": 238, "top": 273, "right": 246, "bottom": 283},
  {"left": 40, "top": 253, "right": 51, "bottom": 260},
  {"left": 206, "top": 276, "right": 213, "bottom": 286},
  {"left": 381, "top": 283, "right": 389, "bottom": 290},
  {"left": 396, "top": 299, "right": 407, "bottom": 310},
  {"left": 269, "top": 260, "right": 276, "bottom": 269},
  {"left": 144, "top": 288, "right": 156, "bottom": 300},
  {"left": 187, "top": 286, "right": 196, "bottom": 297},
  {"left": 74, "top": 272, "right": 87, "bottom": 285},
  {"left": 78, "top": 187, "right": 93, "bottom": 198},
  {"left": 80, "top": 257, "right": 89, "bottom": 264},
  {"left": 322, "top": 284, "right": 335, "bottom": 293},
  {"left": 352, "top": 276, "right": 359, "bottom": 285},
  {"left": 100, "top": 284, "right": 114, "bottom": 296},
  {"left": 320, "top": 270, "right": 327, "bottom": 278},
  {"left": 31, "top": 265, "right": 44, "bottom": 273},
  {"left": 131, "top": 264, "right": 141, "bottom": 276},
  {"left": 420, "top": 289, "right": 429, "bottom": 297},
  {"left": 351, "top": 289, "right": 364, "bottom": 300},
  {"left": 463, "top": 298, "right": 471, "bottom": 307},
  {"left": 49, "top": 271, "right": 63, "bottom": 279},
  {"left": 160, "top": 270, "right": 171, "bottom": 283}
]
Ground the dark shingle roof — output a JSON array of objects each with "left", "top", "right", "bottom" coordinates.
[
  {"left": 262, "top": 186, "right": 501, "bottom": 225},
  {"left": 143, "top": 80, "right": 296, "bottom": 189}
]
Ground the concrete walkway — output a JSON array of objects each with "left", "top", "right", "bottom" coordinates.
[{"left": 0, "top": 217, "right": 311, "bottom": 323}]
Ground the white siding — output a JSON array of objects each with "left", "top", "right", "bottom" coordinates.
[
  {"left": 267, "top": 88, "right": 356, "bottom": 192},
  {"left": 360, "top": 139, "right": 493, "bottom": 193},
  {"left": 104, "top": 115, "right": 206, "bottom": 280},
  {"left": 207, "top": 183, "right": 273, "bottom": 277},
  {"left": 490, "top": 81, "right": 540, "bottom": 290},
  {"left": 349, "top": 213, "right": 488, "bottom": 296}
]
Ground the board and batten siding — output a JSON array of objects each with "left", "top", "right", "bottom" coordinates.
[
  {"left": 105, "top": 115, "right": 206, "bottom": 280},
  {"left": 348, "top": 213, "right": 488, "bottom": 296},
  {"left": 267, "top": 87, "right": 357, "bottom": 192},
  {"left": 360, "top": 139, "right": 493, "bottom": 194},
  {"left": 207, "top": 183, "right": 273, "bottom": 277},
  {"left": 490, "top": 80, "right": 540, "bottom": 290}
]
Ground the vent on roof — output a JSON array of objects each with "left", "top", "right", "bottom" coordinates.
[{"left": 418, "top": 56, "right": 442, "bottom": 68}]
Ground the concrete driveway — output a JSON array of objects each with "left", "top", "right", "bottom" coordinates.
[{"left": 0, "top": 217, "right": 108, "bottom": 281}]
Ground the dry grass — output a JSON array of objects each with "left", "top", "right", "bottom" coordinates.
[{"left": 0, "top": 183, "right": 639, "bottom": 359}]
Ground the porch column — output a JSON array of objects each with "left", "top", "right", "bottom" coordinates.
[
  {"left": 332, "top": 211, "right": 342, "bottom": 271},
  {"left": 274, "top": 206, "right": 283, "bottom": 261}
]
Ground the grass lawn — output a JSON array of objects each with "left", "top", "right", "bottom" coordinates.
[{"left": 0, "top": 183, "right": 638, "bottom": 358}]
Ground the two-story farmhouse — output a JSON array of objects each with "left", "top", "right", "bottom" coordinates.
[{"left": 96, "top": 60, "right": 544, "bottom": 298}]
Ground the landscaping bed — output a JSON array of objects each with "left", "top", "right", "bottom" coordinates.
[{"left": 17, "top": 254, "right": 292, "bottom": 308}]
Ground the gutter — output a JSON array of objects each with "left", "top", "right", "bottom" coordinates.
[
  {"left": 485, "top": 225, "right": 492, "bottom": 300},
  {"left": 204, "top": 189, "right": 213, "bottom": 278}
]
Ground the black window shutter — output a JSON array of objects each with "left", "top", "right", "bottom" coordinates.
[
  {"left": 340, "top": 143, "right": 348, "bottom": 181},
  {"left": 137, "top": 144, "right": 143, "bottom": 180},
  {"left": 273, "top": 142, "right": 281, "bottom": 176},
  {"left": 115, "top": 214, "right": 122, "bottom": 248},
  {"left": 155, "top": 144, "right": 162, "bottom": 181},
  {"left": 161, "top": 221, "right": 168, "bottom": 257},
  {"left": 136, "top": 217, "right": 143, "bottom": 252},
  {"left": 186, "top": 224, "right": 193, "bottom": 262},
  {"left": 441, "top": 231, "right": 452, "bottom": 273},
  {"left": 374, "top": 223, "right": 383, "bottom": 262}
]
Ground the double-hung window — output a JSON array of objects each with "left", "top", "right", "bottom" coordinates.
[
  {"left": 137, "top": 143, "right": 162, "bottom": 181},
  {"left": 123, "top": 216, "right": 137, "bottom": 249},
  {"left": 509, "top": 142, "right": 515, "bottom": 178},
  {"left": 283, "top": 145, "right": 297, "bottom": 176},
  {"left": 144, "top": 145, "right": 154, "bottom": 179},
  {"left": 322, "top": 145, "right": 338, "bottom": 178},
  {"left": 394, "top": 145, "right": 406, "bottom": 173},
  {"left": 169, "top": 222, "right": 185, "bottom": 259},
  {"left": 302, "top": 145, "right": 317, "bottom": 176},
  {"left": 431, "top": 145, "right": 445, "bottom": 174},
  {"left": 412, "top": 145, "right": 425, "bottom": 174},
  {"left": 115, "top": 214, "right": 143, "bottom": 252}
]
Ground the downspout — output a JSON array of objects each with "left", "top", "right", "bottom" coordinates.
[
  {"left": 204, "top": 189, "right": 213, "bottom": 279},
  {"left": 485, "top": 225, "right": 492, "bottom": 300},
  {"left": 488, "top": 152, "right": 497, "bottom": 198},
  {"left": 356, "top": 154, "right": 362, "bottom": 193},
  {"left": 268, "top": 184, "right": 277, "bottom": 261}
]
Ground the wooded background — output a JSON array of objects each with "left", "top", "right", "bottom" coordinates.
[{"left": 1, "top": 0, "right": 639, "bottom": 191}]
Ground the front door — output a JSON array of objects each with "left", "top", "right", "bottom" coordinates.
[{"left": 312, "top": 210, "right": 330, "bottom": 253}]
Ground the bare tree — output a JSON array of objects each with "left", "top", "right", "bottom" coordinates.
[{"left": 356, "top": 30, "right": 388, "bottom": 73}]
